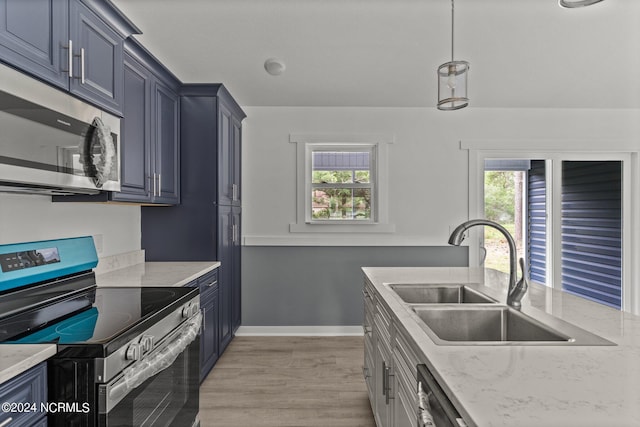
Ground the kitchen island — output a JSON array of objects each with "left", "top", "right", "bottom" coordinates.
[{"left": 363, "top": 267, "right": 640, "bottom": 427}]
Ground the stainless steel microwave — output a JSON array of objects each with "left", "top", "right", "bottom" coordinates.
[{"left": 0, "top": 64, "right": 120, "bottom": 195}]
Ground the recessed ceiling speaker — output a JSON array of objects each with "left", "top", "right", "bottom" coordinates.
[{"left": 264, "top": 58, "right": 286, "bottom": 76}]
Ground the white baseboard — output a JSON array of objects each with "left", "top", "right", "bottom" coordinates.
[{"left": 235, "top": 325, "right": 364, "bottom": 336}]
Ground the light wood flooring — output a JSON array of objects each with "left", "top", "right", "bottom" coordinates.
[{"left": 199, "top": 336, "right": 376, "bottom": 427}]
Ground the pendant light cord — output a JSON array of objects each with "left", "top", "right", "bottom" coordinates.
[{"left": 451, "top": 0, "right": 455, "bottom": 61}]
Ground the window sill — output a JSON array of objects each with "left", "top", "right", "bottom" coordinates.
[{"left": 289, "top": 222, "right": 396, "bottom": 233}]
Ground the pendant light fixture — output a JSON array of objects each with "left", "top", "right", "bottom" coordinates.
[
  {"left": 558, "top": 0, "right": 604, "bottom": 8},
  {"left": 437, "top": 0, "right": 469, "bottom": 111}
]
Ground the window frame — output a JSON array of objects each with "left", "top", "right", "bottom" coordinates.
[{"left": 290, "top": 134, "right": 394, "bottom": 234}]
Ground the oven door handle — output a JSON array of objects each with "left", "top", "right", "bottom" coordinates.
[{"left": 99, "top": 312, "right": 202, "bottom": 414}]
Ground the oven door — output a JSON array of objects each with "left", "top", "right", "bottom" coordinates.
[{"left": 98, "top": 314, "right": 201, "bottom": 427}]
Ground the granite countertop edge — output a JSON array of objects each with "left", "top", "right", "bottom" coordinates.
[
  {"left": 0, "top": 344, "right": 56, "bottom": 385},
  {"left": 95, "top": 261, "right": 221, "bottom": 288}
]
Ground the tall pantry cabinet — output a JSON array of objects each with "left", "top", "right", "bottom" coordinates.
[{"left": 142, "top": 84, "right": 245, "bottom": 353}]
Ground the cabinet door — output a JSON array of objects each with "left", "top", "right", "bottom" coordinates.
[
  {"left": 112, "top": 53, "right": 152, "bottom": 202},
  {"left": 217, "top": 102, "right": 234, "bottom": 206},
  {"left": 231, "top": 115, "right": 242, "bottom": 206},
  {"left": 231, "top": 207, "right": 241, "bottom": 332},
  {"left": 218, "top": 205, "right": 233, "bottom": 352},
  {"left": 0, "top": 0, "right": 68, "bottom": 88},
  {"left": 152, "top": 81, "right": 180, "bottom": 204},
  {"left": 374, "top": 339, "right": 393, "bottom": 427},
  {"left": 200, "top": 286, "right": 219, "bottom": 383},
  {"left": 69, "top": 0, "right": 123, "bottom": 115}
]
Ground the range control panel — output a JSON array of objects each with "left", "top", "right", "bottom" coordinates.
[{"left": 0, "top": 247, "right": 60, "bottom": 273}]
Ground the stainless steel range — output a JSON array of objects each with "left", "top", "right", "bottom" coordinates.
[{"left": 0, "top": 237, "right": 201, "bottom": 427}]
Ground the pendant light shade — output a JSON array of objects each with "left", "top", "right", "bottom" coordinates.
[
  {"left": 437, "top": 60, "right": 469, "bottom": 110},
  {"left": 437, "top": 0, "right": 469, "bottom": 111},
  {"left": 559, "top": 0, "right": 604, "bottom": 8}
]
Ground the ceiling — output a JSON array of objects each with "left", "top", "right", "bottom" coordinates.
[{"left": 111, "top": 0, "right": 640, "bottom": 109}]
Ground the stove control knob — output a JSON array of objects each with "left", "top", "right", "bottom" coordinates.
[
  {"left": 140, "top": 335, "right": 154, "bottom": 354},
  {"left": 182, "top": 303, "right": 199, "bottom": 318},
  {"left": 125, "top": 343, "right": 140, "bottom": 361},
  {"left": 182, "top": 304, "right": 193, "bottom": 319}
]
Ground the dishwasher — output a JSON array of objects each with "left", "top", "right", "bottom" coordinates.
[{"left": 417, "top": 364, "right": 468, "bottom": 427}]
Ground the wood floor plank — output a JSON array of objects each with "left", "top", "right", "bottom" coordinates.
[{"left": 199, "top": 336, "right": 376, "bottom": 427}]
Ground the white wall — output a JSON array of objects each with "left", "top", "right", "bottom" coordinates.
[
  {"left": 242, "top": 107, "right": 640, "bottom": 246},
  {"left": 0, "top": 194, "right": 140, "bottom": 257}
]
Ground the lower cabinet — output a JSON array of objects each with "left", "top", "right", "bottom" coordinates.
[
  {"left": 186, "top": 268, "right": 220, "bottom": 383},
  {"left": 0, "top": 362, "right": 47, "bottom": 427},
  {"left": 364, "top": 279, "right": 422, "bottom": 427}
]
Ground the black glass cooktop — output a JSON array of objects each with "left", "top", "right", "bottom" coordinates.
[{"left": 5, "top": 286, "right": 198, "bottom": 357}]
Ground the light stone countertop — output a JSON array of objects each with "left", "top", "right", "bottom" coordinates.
[
  {"left": 95, "top": 261, "right": 220, "bottom": 288},
  {"left": 0, "top": 345, "right": 56, "bottom": 384},
  {"left": 362, "top": 267, "right": 640, "bottom": 427}
]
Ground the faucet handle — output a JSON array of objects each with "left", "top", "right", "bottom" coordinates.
[{"left": 511, "top": 258, "right": 529, "bottom": 304}]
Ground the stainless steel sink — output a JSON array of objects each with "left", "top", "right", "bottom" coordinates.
[
  {"left": 410, "top": 305, "right": 615, "bottom": 346},
  {"left": 389, "top": 284, "right": 496, "bottom": 304}
]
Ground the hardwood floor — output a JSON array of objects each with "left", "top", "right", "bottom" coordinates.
[{"left": 199, "top": 336, "right": 376, "bottom": 427}]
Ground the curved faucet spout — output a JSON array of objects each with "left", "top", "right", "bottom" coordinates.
[{"left": 448, "top": 219, "right": 527, "bottom": 309}]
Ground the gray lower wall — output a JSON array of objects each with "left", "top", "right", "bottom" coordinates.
[{"left": 241, "top": 246, "right": 468, "bottom": 326}]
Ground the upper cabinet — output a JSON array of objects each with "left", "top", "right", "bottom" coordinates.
[
  {"left": 218, "top": 102, "right": 242, "bottom": 206},
  {"left": 53, "top": 38, "right": 181, "bottom": 205},
  {"left": 0, "top": 0, "right": 140, "bottom": 116}
]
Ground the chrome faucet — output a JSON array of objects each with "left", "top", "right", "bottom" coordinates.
[{"left": 448, "top": 219, "right": 528, "bottom": 310}]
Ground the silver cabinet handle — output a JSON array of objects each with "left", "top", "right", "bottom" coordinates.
[
  {"left": 363, "top": 324, "right": 372, "bottom": 336},
  {"left": 158, "top": 174, "right": 161, "bottom": 197},
  {"left": 362, "top": 366, "right": 370, "bottom": 379},
  {"left": 0, "top": 417, "right": 13, "bottom": 427},
  {"left": 207, "top": 280, "right": 218, "bottom": 288},
  {"left": 153, "top": 173, "right": 157, "bottom": 197},
  {"left": 80, "top": 47, "right": 85, "bottom": 84},
  {"left": 66, "top": 39, "right": 73, "bottom": 78},
  {"left": 231, "top": 183, "right": 238, "bottom": 201},
  {"left": 385, "top": 365, "right": 393, "bottom": 404}
]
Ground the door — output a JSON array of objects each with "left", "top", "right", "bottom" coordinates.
[
  {"left": 200, "top": 285, "right": 219, "bottom": 382},
  {"left": 231, "top": 115, "right": 242, "bottom": 206},
  {"left": 0, "top": 0, "right": 68, "bottom": 88},
  {"left": 69, "top": 0, "right": 123, "bottom": 115}
]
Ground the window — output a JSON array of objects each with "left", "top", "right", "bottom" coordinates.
[
  {"left": 463, "top": 139, "right": 638, "bottom": 313},
  {"left": 290, "top": 134, "right": 394, "bottom": 234},
  {"left": 309, "top": 145, "right": 376, "bottom": 222}
]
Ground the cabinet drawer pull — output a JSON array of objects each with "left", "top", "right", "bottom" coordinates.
[
  {"left": 0, "top": 417, "right": 13, "bottom": 427},
  {"left": 158, "top": 174, "right": 162, "bottom": 197},
  {"left": 206, "top": 280, "right": 218, "bottom": 288}
]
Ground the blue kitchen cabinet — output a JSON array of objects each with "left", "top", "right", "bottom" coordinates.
[
  {"left": 115, "top": 50, "right": 153, "bottom": 201},
  {"left": 68, "top": 0, "right": 124, "bottom": 115},
  {"left": 0, "top": 0, "right": 139, "bottom": 116},
  {"left": 152, "top": 79, "right": 180, "bottom": 204},
  {"left": 0, "top": 362, "right": 47, "bottom": 427},
  {"left": 0, "top": 0, "right": 69, "bottom": 89},
  {"left": 55, "top": 39, "right": 180, "bottom": 204},
  {"left": 186, "top": 269, "right": 220, "bottom": 383},
  {"left": 142, "top": 83, "right": 245, "bottom": 353}
]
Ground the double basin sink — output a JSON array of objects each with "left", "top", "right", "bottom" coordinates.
[{"left": 389, "top": 284, "right": 614, "bottom": 346}]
